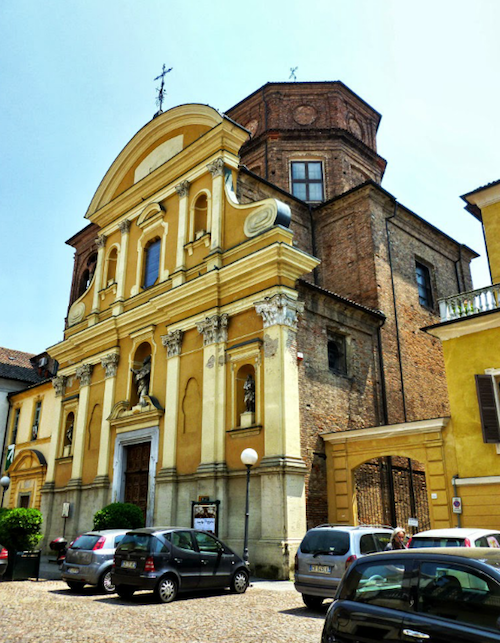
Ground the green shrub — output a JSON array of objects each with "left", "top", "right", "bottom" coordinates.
[
  {"left": 93, "top": 502, "right": 144, "bottom": 530},
  {"left": 0, "top": 508, "right": 43, "bottom": 551}
]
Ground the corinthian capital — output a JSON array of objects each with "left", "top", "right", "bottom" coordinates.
[
  {"left": 254, "top": 294, "right": 304, "bottom": 330},
  {"left": 207, "top": 158, "right": 224, "bottom": 178},
  {"left": 118, "top": 219, "right": 131, "bottom": 235},
  {"left": 96, "top": 235, "right": 107, "bottom": 249},
  {"left": 196, "top": 314, "right": 229, "bottom": 346},
  {"left": 175, "top": 180, "right": 190, "bottom": 198},
  {"left": 52, "top": 375, "right": 68, "bottom": 397},
  {"left": 161, "top": 330, "right": 184, "bottom": 358},
  {"left": 75, "top": 363, "right": 94, "bottom": 387},
  {"left": 101, "top": 353, "right": 120, "bottom": 378}
]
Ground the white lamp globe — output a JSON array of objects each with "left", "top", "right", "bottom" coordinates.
[
  {"left": 241, "top": 448, "right": 258, "bottom": 467},
  {"left": 0, "top": 476, "right": 10, "bottom": 489}
]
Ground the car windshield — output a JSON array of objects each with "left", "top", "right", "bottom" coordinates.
[
  {"left": 410, "top": 537, "right": 465, "bottom": 548},
  {"left": 70, "top": 534, "right": 101, "bottom": 550},
  {"left": 301, "top": 530, "right": 350, "bottom": 555}
]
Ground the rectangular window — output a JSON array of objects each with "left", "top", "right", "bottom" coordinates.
[
  {"left": 32, "top": 401, "right": 42, "bottom": 441},
  {"left": 291, "top": 161, "right": 324, "bottom": 202},
  {"left": 415, "top": 261, "right": 434, "bottom": 308},
  {"left": 143, "top": 239, "right": 161, "bottom": 288},
  {"left": 328, "top": 332, "right": 347, "bottom": 375},
  {"left": 475, "top": 374, "right": 500, "bottom": 443}
]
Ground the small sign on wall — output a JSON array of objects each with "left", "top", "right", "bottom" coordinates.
[
  {"left": 408, "top": 517, "right": 419, "bottom": 527},
  {"left": 61, "top": 502, "right": 71, "bottom": 518},
  {"left": 191, "top": 500, "right": 220, "bottom": 536},
  {"left": 452, "top": 497, "right": 462, "bottom": 514}
]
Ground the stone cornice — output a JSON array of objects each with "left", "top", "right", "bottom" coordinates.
[
  {"left": 322, "top": 417, "right": 450, "bottom": 444},
  {"left": 425, "top": 309, "right": 500, "bottom": 341}
]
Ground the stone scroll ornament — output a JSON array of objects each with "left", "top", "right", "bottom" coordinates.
[{"left": 243, "top": 201, "right": 291, "bottom": 238}]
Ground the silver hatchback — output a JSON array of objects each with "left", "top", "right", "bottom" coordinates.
[
  {"left": 61, "top": 529, "right": 129, "bottom": 593},
  {"left": 294, "top": 524, "right": 392, "bottom": 608}
]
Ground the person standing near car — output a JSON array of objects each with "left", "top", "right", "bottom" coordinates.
[{"left": 385, "top": 527, "right": 407, "bottom": 550}]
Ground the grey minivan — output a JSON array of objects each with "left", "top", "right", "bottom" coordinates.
[
  {"left": 294, "top": 524, "right": 392, "bottom": 608},
  {"left": 61, "top": 529, "right": 128, "bottom": 593}
]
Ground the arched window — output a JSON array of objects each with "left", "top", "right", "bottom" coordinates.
[
  {"left": 143, "top": 239, "right": 161, "bottom": 288},
  {"left": 78, "top": 252, "right": 98, "bottom": 297},
  {"left": 106, "top": 247, "right": 118, "bottom": 285}
]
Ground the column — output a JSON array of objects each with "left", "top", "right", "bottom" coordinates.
[
  {"left": 207, "top": 158, "right": 224, "bottom": 267},
  {"left": 95, "top": 353, "right": 120, "bottom": 482},
  {"left": 196, "top": 314, "right": 228, "bottom": 469},
  {"left": 254, "top": 293, "right": 304, "bottom": 457},
  {"left": 44, "top": 375, "right": 67, "bottom": 483},
  {"left": 156, "top": 330, "right": 183, "bottom": 524},
  {"left": 70, "top": 363, "right": 93, "bottom": 482},
  {"left": 113, "top": 220, "right": 130, "bottom": 315},
  {"left": 254, "top": 293, "right": 307, "bottom": 578},
  {"left": 172, "top": 180, "right": 190, "bottom": 287},
  {"left": 90, "top": 235, "right": 107, "bottom": 322}
]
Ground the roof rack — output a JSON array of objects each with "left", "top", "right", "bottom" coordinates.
[{"left": 314, "top": 523, "right": 394, "bottom": 530}]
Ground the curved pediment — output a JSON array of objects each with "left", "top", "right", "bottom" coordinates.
[{"left": 85, "top": 104, "right": 225, "bottom": 220}]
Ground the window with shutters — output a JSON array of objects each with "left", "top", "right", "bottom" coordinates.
[
  {"left": 143, "top": 238, "right": 161, "bottom": 288},
  {"left": 475, "top": 374, "right": 500, "bottom": 443}
]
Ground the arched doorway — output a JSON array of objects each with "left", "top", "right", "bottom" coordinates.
[{"left": 355, "top": 456, "right": 431, "bottom": 533}]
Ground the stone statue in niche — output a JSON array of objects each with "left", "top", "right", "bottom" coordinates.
[
  {"left": 131, "top": 355, "right": 151, "bottom": 406},
  {"left": 65, "top": 420, "right": 73, "bottom": 445},
  {"left": 243, "top": 374, "right": 255, "bottom": 413}
]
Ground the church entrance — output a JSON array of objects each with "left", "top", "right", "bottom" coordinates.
[
  {"left": 355, "top": 456, "right": 431, "bottom": 533},
  {"left": 124, "top": 442, "right": 150, "bottom": 519}
]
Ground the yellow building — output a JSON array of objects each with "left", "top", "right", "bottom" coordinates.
[
  {"left": 421, "top": 179, "right": 500, "bottom": 528},
  {"left": 26, "top": 104, "right": 317, "bottom": 578}
]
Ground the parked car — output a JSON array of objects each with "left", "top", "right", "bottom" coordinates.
[
  {"left": 294, "top": 524, "right": 393, "bottom": 608},
  {"left": 61, "top": 529, "right": 129, "bottom": 593},
  {"left": 0, "top": 543, "right": 8, "bottom": 577},
  {"left": 112, "top": 527, "right": 249, "bottom": 603},
  {"left": 408, "top": 527, "right": 500, "bottom": 549},
  {"left": 321, "top": 547, "right": 500, "bottom": 643}
]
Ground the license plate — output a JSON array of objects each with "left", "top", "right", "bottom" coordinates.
[
  {"left": 310, "top": 564, "right": 331, "bottom": 574},
  {"left": 67, "top": 567, "right": 79, "bottom": 574},
  {"left": 121, "top": 560, "right": 137, "bottom": 569}
]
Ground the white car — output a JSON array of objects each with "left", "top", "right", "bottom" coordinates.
[{"left": 408, "top": 527, "right": 500, "bottom": 548}]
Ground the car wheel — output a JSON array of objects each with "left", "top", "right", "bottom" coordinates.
[
  {"left": 66, "top": 580, "right": 85, "bottom": 592},
  {"left": 230, "top": 569, "right": 249, "bottom": 594},
  {"left": 116, "top": 585, "right": 135, "bottom": 599},
  {"left": 155, "top": 576, "right": 178, "bottom": 603},
  {"left": 98, "top": 569, "right": 115, "bottom": 594},
  {"left": 302, "top": 594, "right": 324, "bottom": 609}
]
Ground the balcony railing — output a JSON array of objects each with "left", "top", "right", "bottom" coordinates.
[{"left": 439, "top": 283, "right": 500, "bottom": 322}]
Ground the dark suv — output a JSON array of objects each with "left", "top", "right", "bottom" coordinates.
[
  {"left": 322, "top": 548, "right": 500, "bottom": 643},
  {"left": 112, "top": 527, "right": 249, "bottom": 603}
]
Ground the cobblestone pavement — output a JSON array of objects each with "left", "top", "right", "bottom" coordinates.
[{"left": 0, "top": 579, "right": 328, "bottom": 643}]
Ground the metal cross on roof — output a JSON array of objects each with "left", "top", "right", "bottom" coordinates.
[
  {"left": 289, "top": 67, "right": 298, "bottom": 81},
  {"left": 154, "top": 64, "right": 173, "bottom": 114}
]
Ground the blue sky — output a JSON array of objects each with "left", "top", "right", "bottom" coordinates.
[{"left": 1, "top": 0, "right": 499, "bottom": 353}]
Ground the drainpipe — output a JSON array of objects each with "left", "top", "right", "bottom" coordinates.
[
  {"left": 452, "top": 474, "right": 461, "bottom": 527},
  {"left": 385, "top": 200, "right": 407, "bottom": 422},
  {"left": 376, "top": 321, "right": 389, "bottom": 426}
]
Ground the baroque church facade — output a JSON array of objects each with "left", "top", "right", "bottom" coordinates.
[{"left": 3, "top": 82, "right": 477, "bottom": 578}]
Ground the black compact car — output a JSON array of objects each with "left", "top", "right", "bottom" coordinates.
[
  {"left": 321, "top": 548, "right": 500, "bottom": 643},
  {"left": 112, "top": 527, "right": 249, "bottom": 603}
]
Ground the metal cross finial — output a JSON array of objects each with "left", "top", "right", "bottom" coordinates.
[
  {"left": 154, "top": 64, "right": 173, "bottom": 114},
  {"left": 289, "top": 66, "right": 298, "bottom": 81}
]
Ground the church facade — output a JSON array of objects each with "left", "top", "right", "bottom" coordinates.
[{"left": 3, "top": 82, "right": 477, "bottom": 578}]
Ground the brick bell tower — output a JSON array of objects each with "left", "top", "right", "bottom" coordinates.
[{"left": 226, "top": 81, "right": 387, "bottom": 203}]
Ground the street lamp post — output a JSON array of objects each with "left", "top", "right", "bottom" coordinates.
[
  {"left": 240, "top": 448, "right": 258, "bottom": 565},
  {"left": 1, "top": 476, "right": 10, "bottom": 507}
]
